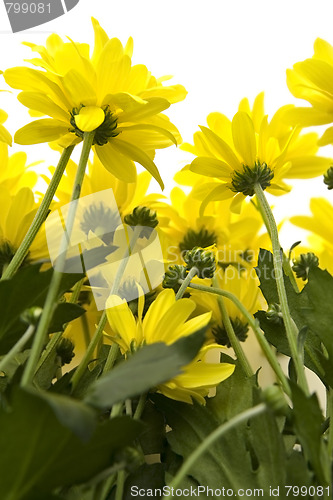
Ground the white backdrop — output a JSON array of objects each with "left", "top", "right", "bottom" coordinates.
[{"left": 0, "top": 0, "right": 333, "bottom": 246}]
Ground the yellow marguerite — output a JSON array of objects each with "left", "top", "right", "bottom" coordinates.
[
  {"left": 0, "top": 142, "right": 38, "bottom": 195},
  {"left": 0, "top": 187, "right": 48, "bottom": 274},
  {"left": 286, "top": 38, "right": 333, "bottom": 144},
  {"left": 183, "top": 93, "right": 331, "bottom": 212},
  {"left": 105, "top": 289, "right": 235, "bottom": 404},
  {"left": 4, "top": 18, "right": 187, "bottom": 189},
  {"left": 290, "top": 197, "right": 333, "bottom": 275}
]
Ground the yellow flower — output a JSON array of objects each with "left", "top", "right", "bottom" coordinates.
[
  {"left": 0, "top": 186, "right": 48, "bottom": 274},
  {"left": 4, "top": 18, "right": 187, "bottom": 189},
  {"left": 190, "top": 269, "right": 259, "bottom": 347},
  {"left": 0, "top": 109, "right": 12, "bottom": 146},
  {"left": 152, "top": 186, "right": 268, "bottom": 267},
  {"left": 0, "top": 142, "right": 38, "bottom": 195},
  {"left": 286, "top": 38, "right": 333, "bottom": 145},
  {"left": 105, "top": 289, "right": 235, "bottom": 404},
  {"left": 183, "top": 93, "right": 331, "bottom": 212},
  {"left": 290, "top": 197, "right": 333, "bottom": 275}
]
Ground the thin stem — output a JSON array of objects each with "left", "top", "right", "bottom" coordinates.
[
  {"left": 212, "top": 276, "right": 253, "bottom": 378},
  {"left": 34, "top": 278, "right": 85, "bottom": 374},
  {"left": 102, "top": 342, "right": 119, "bottom": 374},
  {"left": 115, "top": 470, "right": 126, "bottom": 500},
  {"left": 134, "top": 393, "right": 147, "bottom": 420},
  {"left": 21, "top": 133, "right": 94, "bottom": 388},
  {"left": 163, "top": 403, "right": 267, "bottom": 498},
  {"left": 175, "top": 267, "right": 198, "bottom": 300},
  {"left": 188, "top": 281, "right": 291, "bottom": 397},
  {"left": 254, "top": 183, "right": 309, "bottom": 394},
  {"left": 2, "top": 146, "right": 75, "bottom": 280},
  {"left": 0, "top": 324, "right": 35, "bottom": 374}
]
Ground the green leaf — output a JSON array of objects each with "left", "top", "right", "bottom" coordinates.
[
  {"left": 154, "top": 366, "right": 287, "bottom": 496},
  {"left": 0, "top": 264, "right": 84, "bottom": 354},
  {"left": 85, "top": 328, "right": 206, "bottom": 410},
  {"left": 138, "top": 399, "right": 166, "bottom": 455},
  {"left": 0, "top": 388, "right": 142, "bottom": 500},
  {"left": 255, "top": 250, "right": 333, "bottom": 387},
  {"left": 290, "top": 383, "right": 331, "bottom": 486},
  {"left": 121, "top": 464, "right": 165, "bottom": 500}
]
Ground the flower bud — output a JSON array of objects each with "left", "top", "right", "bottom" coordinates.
[
  {"left": 183, "top": 245, "right": 216, "bottom": 279},
  {"left": 162, "top": 265, "right": 188, "bottom": 292},
  {"left": 56, "top": 338, "right": 75, "bottom": 365},
  {"left": 292, "top": 252, "right": 319, "bottom": 281}
]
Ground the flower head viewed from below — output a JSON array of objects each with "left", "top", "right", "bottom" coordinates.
[
  {"left": 105, "top": 288, "right": 235, "bottom": 404},
  {"left": 182, "top": 93, "right": 332, "bottom": 213},
  {"left": 3, "top": 18, "right": 187, "bottom": 189},
  {"left": 286, "top": 38, "right": 333, "bottom": 145}
]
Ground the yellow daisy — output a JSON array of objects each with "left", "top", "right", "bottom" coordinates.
[
  {"left": 183, "top": 93, "right": 331, "bottom": 212},
  {"left": 286, "top": 38, "right": 333, "bottom": 145},
  {"left": 105, "top": 289, "right": 235, "bottom": 404},
  {"left": 0, "top": 142, "right": 38, "bottom": 195},
  {"left": 3, "top": 18, "right": 187, "bottom": 189},
  {"left": 0, "top": 109, "right": 12, "bottom": 146}
]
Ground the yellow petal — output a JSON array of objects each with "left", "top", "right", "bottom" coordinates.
[
  {"left": 15, "top": 119, "right": 69, "bottom": 145},
  {"left": 199, "top": 126, "right": 240, "bottom": 171},
  {"left": 318, "top": 126, "right": 333, "bottom": 146},
  {"left": 106, "top": 295, "right": 137, "bottom": 350},
  {"left": 18, "top": 91, "right": 69, "bottom": 121},
  {"left": 75, "top": 106, "right": 105, "bottom": 132},
  {"left": 94, "top": 142, "right": 137, "bottom": 183},
  {"left": 0, "top": 109, "right": 8, "bottom": 125},
  {"left": 152, "top": 299, "right": 196, "bottom": 344},
  {"left": 111, "top": 138, "right": 164, "bottom": 190},
  {"left": 0, "top": 124, "right": 12, "bottom": 146},
  {"left": 190, "top": 157, "right": 232, "bottom": 178},
  {"left": 232, "top": 111, "right": 257, "bottom": 166}
]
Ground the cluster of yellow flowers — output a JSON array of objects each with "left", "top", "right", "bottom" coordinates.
[{"left": 1, "top": 19, "right": 333, "bottom": 404}]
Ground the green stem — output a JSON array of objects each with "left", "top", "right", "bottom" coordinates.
[
  {"left": 0, "top": 324, "right": 35, "bottom": 374},
  {"left": 34, "top": 278, "right": 85, "bottom": 375},
  {"left": 21, "top": 133, "right": 94, "bottom": 388},
  {"left": 188, "top": 281, "right": 291, "bottom": 396},
  {"left": 133, "top": 393, "right": 147, "bottom": 420},
  {"left": 175, "top": 267, "right": 198, "bottom": 300},
  {"left": 115, "top": 470, "right": 126, "bottom": 500},
  {"left": 162, "top": 403, "right": 267, "bottom": 498},
  {"left": 254, "top": 183, "right": 309, "bottom": 394},
  {"left": 212, "top": 276, "right": 253, "bottom": 378},
  {"left": 102, "top": 342, "right": 119, "bottom": 374},
  {"left": 327, "top": 389, "right": 333, "bottom": 459},
  {"left": 2, "top": 146, "right": 75, "bottom": 281}
]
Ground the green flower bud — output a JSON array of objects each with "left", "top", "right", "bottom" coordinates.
[
  {"left": 56, "top": 338, "right": 75, "bottom": 366},
  {"left": 266, "top": 303, "right": 283, "bottom": 324},
  {"left": 162, "top": 265, "right": 188, "bottom": 292},
  {"left": 231, "top": 161, "right": 274, "bottom": 196},
  {"left": 324, "top": 166, "right": 333, "bottom": 190},
  {"left": 292, "top": 252, "right": 319, "bottom": 281},
  {"left": 124, "top": 206, "right": 158, "bottom": 238},
  {"left": 183, "top": 246, "right": 216, "bottom": 279},
  {"left": 212, "top": 318, "right": 249, "bottom": 347}
]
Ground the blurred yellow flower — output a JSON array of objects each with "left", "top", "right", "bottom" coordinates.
[
  {"left": 0, "top": 187, "right": 48, "bottom": 275},
  {"left": 4, "top": 18, "right": 187, "bottom": 189},
  {"left": 286, "top": 38, "right": 333, "bottom": 145},
  {"left": 0, "top": 142, "right": 38, "bottom": 195},
  {"left": 290, "top": 197, "right": 333, "bottom": 275},
  {"left": 105, "top": 289, "right": 235, "bottom": 404},
  {"left": 0, "top": 109, "right": 12, "bottom": 146},
  {"left": 152, "top": 185, "right": 268, "bottom": 267},
  {"left": 190, "top": 269, "right": 259, "bottom": 347},
  {"left": 183, "top": 93, "right": 331, "bottom": 212}
]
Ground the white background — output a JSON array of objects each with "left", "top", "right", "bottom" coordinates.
[{"left": 0, "top": 0, "right": 333, "bottom": 246}]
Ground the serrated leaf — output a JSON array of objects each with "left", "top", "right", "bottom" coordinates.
[{"left": 85, "top": 328, "right": 206, "bottom": 410}]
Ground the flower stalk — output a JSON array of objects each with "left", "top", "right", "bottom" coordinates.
[
  {"left": 254, "top": 183, "right": 309, "bottom": 394},
  {"left": 21, "top": 133, "right": 94, "bottom": 387}
]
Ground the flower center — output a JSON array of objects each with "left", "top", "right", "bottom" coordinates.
[
  {"left": 212, "top": 318, "right": 249, "bottom": 347},
  {"left": 179, "top": 227, "right": 218, "bottom": 253},
  {"left": 231, "top": 161, "right": 274, "bottom": 196},
  {"left": 70, "top": 105, "right": 119, "bottom": 146},
  {"left": 80, "top": 202, "right": 119, "bottom": 244}
]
